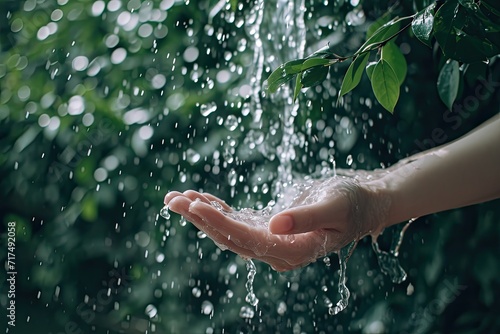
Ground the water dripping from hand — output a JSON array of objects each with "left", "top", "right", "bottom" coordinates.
[
  {"left": 328, "top": 240, "right": 357, "bottom": 315},
  {"left": 244, "top": 259, "right": 259, "bottom": 307},
  {"left": 239, "top": 259, "right": 259, "bottom": 319},
  {"left": 371, "top": 220, "right": 414, "bottom": 284},
  {"left": 160, "top": 205, "right": 170, "bottom": 219}
]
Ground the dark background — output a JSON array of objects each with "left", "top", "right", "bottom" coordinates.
[{"left": 1, "top": 0, "right": 499, "bottom": 333}]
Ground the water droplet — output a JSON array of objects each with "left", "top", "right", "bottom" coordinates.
[
  {"left": 277, "top": 301, "right": 287, "bottom": 315},
  {"left": 244, "top": 260, "right": 259, "bottom": 307},
  {"left": 228, "top": 169, "right": 237, "bottom": 186},
  {"left": 346, "top": 154, "right": 353, "bottom": 166},
  {"left": 210, "top": 201, "right": 225, "bottom": 211},
  {"left": 200, "top": 102, "right": 217, "bottom": 116},
  {"left": 407, "top": 282, "right": 414, "bottom": 296},
  {"left": 371, "top": 221, "right": 412, "bottom": 284},
  {"left": 185, "top": 148, "right": 201, "bottom": 165},
  {"left": 192, "top": 287, "right": 202, "bottom": 297},
  {"left": 328, "top": 240, "right": 357, "bottom": 315},
  {"left": 201, "top": 300, "right": 214, "bottom": 315},
  {"left": 224, "top": 115, "right": 238, "bottom": 131},
  {"left": 156, "top": 253, "right": 165, "bottom": 263},
  {"left": 145, "top": 304, "right": 157, "bottom": 318},
  {"left": 134, "top": 231, "right": 150, "bottom": 247},
  {"left": 239, "top": 305, "right": 255, "bottom": 319},
  {"left": 160, "top": 206, "right": 170, "bottom": 219}
]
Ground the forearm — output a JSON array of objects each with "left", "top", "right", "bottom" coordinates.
[{"left": 369, "top": 113, "right": 500, "bottom": 227}]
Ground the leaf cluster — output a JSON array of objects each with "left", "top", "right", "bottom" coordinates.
[{"left": 265, "top": 0, "right": 500, "bottom": 113}]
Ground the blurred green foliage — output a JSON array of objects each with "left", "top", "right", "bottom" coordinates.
[
  {"left": 0, "top": 0, "right": 499, "bottom": 333},
  {"left": 267, "top": 0, "right": 500, "bottom": 112}
]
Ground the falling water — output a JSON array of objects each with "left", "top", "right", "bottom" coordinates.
[
  {"left": 159, "top": 205, "right": 170, "bottom": 220},
  {"left": 237, "top": 0, "right": 310, "bottom": 314},
  {"left": 372, "top": 220, "right": 414, "bottom": 284},
  {"left": 244, "top": 259, "right": 259, "bottom": 306},
  {"left": 4, "top": 0, "right": 437, "bottom": 332},
  {"left": 241, "top": 0, "right": 308, "bottom": 197},
  {"left": 160, "top": 0, "right": 411, "bottom": 318},
  {"left": 243, "top": 0, "right": 265, "bottom": 125},
  {"left": 237, "top": 260, "right": 260, "bottom": 319},
  {"left": 329, "top": 240, "right": 357, "bottom": 315}
]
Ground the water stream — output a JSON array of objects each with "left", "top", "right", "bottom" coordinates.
[
  {"left": 160, "top": 0, "right": 410, "bottom": 317},
  {"left": 329, "top": 240, "right": 357, "bottom": 315},
  {"left": 372, "top": 219, "right": 414, "bottom": 284}
]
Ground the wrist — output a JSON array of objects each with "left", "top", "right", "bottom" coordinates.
[
  {"left": 358, "top": 177, "right": 394, "bottom": 236},
  {"left": 362, "top": 177, "right": 400, "bottom": 231}
]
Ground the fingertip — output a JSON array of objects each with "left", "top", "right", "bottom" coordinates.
[
  {"left": 167, "top": 196, "right": 190, "bottom": 213},
  {"left": 188, "top": 198, "right": 202, "bottom": 211},
  {"left": 188, "top": 199, "right": 211, "bottom": 218},
  {"left": 163, "top": 193, "right": 172, "bottom": 204},
  {"left": 164, "top": 191, "right": 182, "bottom": 205},
  {"left": 269, "top": 215, "right": 294, "bottom": 234}
]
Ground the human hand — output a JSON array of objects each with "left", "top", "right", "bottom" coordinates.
[{"left": 164, "top": 175, "right": 390, "bottom": 271}]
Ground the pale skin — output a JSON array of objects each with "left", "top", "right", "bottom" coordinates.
[{"left": 164, "top": 113, "right": 500, "bottom": 272}]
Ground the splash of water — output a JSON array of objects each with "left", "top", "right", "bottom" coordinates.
[
  {"left": 244, "top": 259, "right": 259, "bottom": 307},
  {"left": 159, "top": 205, "right": 170, "bottom": 220},
  {"left": 329, "top": 240, "right": 357, "bottom": 315},
  {"left": 371, "top": 220, "right": 414, "bottom": 284},
  {"left": 159, "top": 0, "right": 413, "bottom": 317}
]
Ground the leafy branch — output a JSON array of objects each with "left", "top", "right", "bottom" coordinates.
[{"left": 265, "top": 0, "right": 500, "bottom": 113}]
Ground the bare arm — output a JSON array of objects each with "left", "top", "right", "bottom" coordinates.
[
  {"left": 164, "top": 114, "right": 500, "bottom": 271},
  {"left": 369, "top": 113, "right": 500, "bottom": 228}
]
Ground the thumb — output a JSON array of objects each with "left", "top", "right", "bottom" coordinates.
[{"left": 269, "top": 202, "right": 345, "bottom": 235}]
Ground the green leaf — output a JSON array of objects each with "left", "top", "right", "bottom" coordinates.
[
  {"left": 437, "top": 59, "right": 460, "bottom": 109},
  {"left": 301, "top": 66, "right": 328, "bottom": 88},
  {"left": 365, "top": 61, "right": 377, "bottom": 81},
  {"left": 266, "top": 57, "right": 334, "bottom": 94},
  {"left": 475, "top": 5, "right": 500, "bottom": 33},
  {"left": 266, "top": 59, "right": 305, "bottom": 93},
  {"left": 411, "top": 3, "right": 435, "bottom": 47},
  {"left": 301, "top": 57, "right": 333, "bottom": 70},
  {"left": 338, "top": 52, "right": 370, "bottom": 99},
  {"left": 371, "top": 59, "right": 400, "bottom": 113},
  {"left": 482, "top": 0, "right": 500, "bottom": 16},
  {"left": 82, "top": 195, "right": 98, "bottom": 222},
  {"left": 459, "top": 0, "right": 480, "bottom": 11},
  {"left": 306, "top": 44, "right": 343, "bottom": 60},
  {"left": 433, "top": 2, "right": 499, "bottom": 62},
  {"left": 433, "top": 2, "right": 466, "bottom": 59},
  {"left": 461, "top": 7, "right": 500, "bottom": 53},
  {"left": 381, "top": 42, "right": 407, "bottom": 85},
  {"left": 366, "top": 12, "right": 392, "bottom": 39},
  {"left": 296, "top": 57, "right": 333, "bottom": 89},
  {"left": 413, "top": 0, "right": 434, "bottom": 11},
  {"left": 357, "top": 16, "right": 413, "bottom": 55},
  {"left": 293, "top": 74, "right": 302, "bottom": 102}
]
